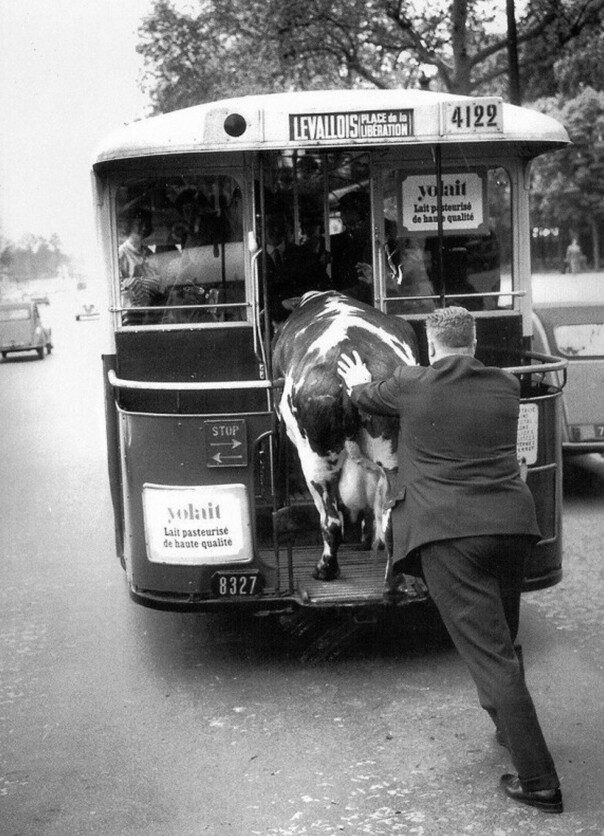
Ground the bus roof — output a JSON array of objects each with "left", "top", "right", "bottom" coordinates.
[{"left": 93, "top": 88, "right": 570, "bottom": 167}]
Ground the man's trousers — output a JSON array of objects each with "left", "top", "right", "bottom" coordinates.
[{"left": 419, "top": 534, "right": 560, "bottom": 792}]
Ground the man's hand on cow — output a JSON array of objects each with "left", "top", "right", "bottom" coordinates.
[{"left": 337, "top": 350, "right": 372, "bottom": 393}]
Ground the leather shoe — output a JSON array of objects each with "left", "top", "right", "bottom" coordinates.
[{"left": 500, "top": 774, "right": 563, "bottom": 813}]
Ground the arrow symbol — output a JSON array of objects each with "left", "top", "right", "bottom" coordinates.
[
  {"left": 210, "top": 439, "right": 242, "bottom": 449},
  {"left": 212, "top": 452, "right": 244, "bottom": 464}
]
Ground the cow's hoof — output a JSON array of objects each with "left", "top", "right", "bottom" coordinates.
[{"left": 312, "top": 564, "right": 341, "bottom": 581}]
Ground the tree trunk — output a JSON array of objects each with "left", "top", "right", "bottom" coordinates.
[
  {"left": 506, "top": 0, "right": 521, "bottom": 105},
  {"left": 591, "top": 217, "right": 600, "bottom": 270}
]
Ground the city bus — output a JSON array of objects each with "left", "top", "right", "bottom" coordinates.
[{"left": 93, "top": 88, "right": 569, "bottom": 612}]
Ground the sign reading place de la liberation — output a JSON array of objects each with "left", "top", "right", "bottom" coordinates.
[{"left": 289, "top": 109, "right": 414, "bottom": 141}]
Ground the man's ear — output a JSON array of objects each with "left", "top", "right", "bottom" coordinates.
[{"left": 428, "top": 339, "right": 436, "bottom": 358}]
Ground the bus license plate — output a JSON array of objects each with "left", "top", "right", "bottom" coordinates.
[{"left": 211, "top": 572, "right": 264, "bottom": 597}]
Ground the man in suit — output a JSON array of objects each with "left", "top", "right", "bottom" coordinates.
[
  {"left": 337, "top": 306, "right": 562, "bottom": 814},
  {"left": 262, "top": 212, "right": 329, "bottom": 325},
  {"left": 329, "top": 191, "right": 374, "bottom": 304}
]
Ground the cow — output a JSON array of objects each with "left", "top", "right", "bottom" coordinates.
[{"left": 272, "top": 291, "right": 418, "bottom": 581}]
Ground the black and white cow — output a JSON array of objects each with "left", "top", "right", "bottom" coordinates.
[{"left": 272, "top": 291, "right": 418, "bottom": 581}]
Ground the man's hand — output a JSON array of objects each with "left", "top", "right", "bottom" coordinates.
[{"left": 337, "top": 350, "right": 372, "bottom": 393}]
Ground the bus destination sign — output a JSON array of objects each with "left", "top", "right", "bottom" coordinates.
[{"left": 289, "top": 109, "right": 413, "bottom": 142}]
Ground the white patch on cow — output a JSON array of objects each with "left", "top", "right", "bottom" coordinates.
[
  {"left": 301, "top": 296, "right": 417, "bottom": 369},
  {"left": 279, "top": 374, "right": 346, "bottom": 554},
  {"left": 360, "top": 429, "right": 398, "bottom": 471}
]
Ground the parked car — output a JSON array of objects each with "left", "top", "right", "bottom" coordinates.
[
  {"left": 0, "top": 300, "right": 53, "bottom": 360},
  {"left": 532, "top": 274, "right": 604, "bottom": 455},
  {"left": 75, "top": 297, "right": 100, "bottom": 320}
]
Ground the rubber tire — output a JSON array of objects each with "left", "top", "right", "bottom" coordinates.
[{"left": 37, "top": 346, "right": 45, "bottom": 360}]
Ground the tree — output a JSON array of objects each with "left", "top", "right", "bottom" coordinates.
[
  {"left": 530, "top": 88, "right": 604, "bottom": 268},
  {"left": 137, "top": 0, "right": 604, "bottom": 112},
  {"left": 520, "top": 0, "right": 604, "bottom": 99},
  {"left": 0, "top": 234, "right": 71, "bottom": 284}
]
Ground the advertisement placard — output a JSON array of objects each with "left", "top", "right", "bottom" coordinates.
[{"left": 401, "top": 171, "right": 487, "bottom": 236}]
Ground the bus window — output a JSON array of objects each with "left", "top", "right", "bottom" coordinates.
[
  {"left": 382, "top": 166, "right": 512, "bottom": 313},
  {"left": 115, "top": 175, "right": 245, "bottom": 325},
  {"left": 258, "top": 151, "right": 375, "bottom": 317}
]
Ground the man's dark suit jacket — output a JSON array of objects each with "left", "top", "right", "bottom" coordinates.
[{"left": 349, "top": 355, "right": 541, "bottom": 559}]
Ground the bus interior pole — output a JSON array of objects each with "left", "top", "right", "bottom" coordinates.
[
  {"left": 259, "top": 162, "right": 272, "bottom": 377},
  {"left": 433, "top": 144, "right": 446, "bottom": 308}
]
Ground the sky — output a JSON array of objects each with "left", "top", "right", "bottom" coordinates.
[{"left": 0, "top": 0, "right": 158, "bottom": 271}]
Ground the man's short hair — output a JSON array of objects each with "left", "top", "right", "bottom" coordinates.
[{"left": 426, "top": 306, "right": 475, "bottom": 348}]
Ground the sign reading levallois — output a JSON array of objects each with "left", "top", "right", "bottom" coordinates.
[
  {"left": 401, "top": 171, "right": 486, "bottom": 235},
  {"left": 289, "top": 109, "right": 413, "bottom": 142},
  {"left": 142, "top": 483, "right": 253, "bottom": 565}
]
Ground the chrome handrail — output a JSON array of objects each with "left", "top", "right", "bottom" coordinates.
[
  {"left": 504, "top": 350, "right": 568, "bottom": 378},
  {"left": 108, "top": 369, "right": 273, "bottom": 391}
]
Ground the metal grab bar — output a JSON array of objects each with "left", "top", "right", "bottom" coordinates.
[
  {"left": 109, "top": 302, "right": 249, "bottom": 313},
  {"left": 108, "top": 369, "right": 273, "bottom": 392},
  {"left": 504, "top": 350, "right": 568, "bottom": 378},
  {"left": 383, "top": 290, "right": 527, "bottom": 303}
]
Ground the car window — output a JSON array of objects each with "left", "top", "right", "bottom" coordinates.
[
  {"left": 553, "top": 323, "right": 604, "bottom": 358},
  {"left": 0, "top": 306, "right": 31, "bottom": 321}
]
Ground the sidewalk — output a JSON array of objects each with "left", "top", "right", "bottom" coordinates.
[{"left": 532, "top": 269, "right": 603, "bottom": 305}]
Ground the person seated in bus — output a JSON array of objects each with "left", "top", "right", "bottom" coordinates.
[
  {"left": 261, "top": 211, "right": 330, "bottom": 324},
  {"left": 118, "top": 214, "right": 162, "bottom": 325},
  {"left": 329, "top": 191, "right": 373, "bottom": 305},
  {"left": 385, "top": 236, "right": 435, "bottom": 314},
  {"left": 425, "top": 235, "right": 485, "bottom": 311},
  {"left": 161, "top": 283, "right": 219, "bottom": 324}
]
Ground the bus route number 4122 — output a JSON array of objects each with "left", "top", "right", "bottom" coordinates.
[{"left": 443, "top": 99, "right": 503, "bottom": 134}]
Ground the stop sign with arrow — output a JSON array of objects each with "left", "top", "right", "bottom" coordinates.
[{"left": 204, "top": 419, "right": 248, "bottom": 468}]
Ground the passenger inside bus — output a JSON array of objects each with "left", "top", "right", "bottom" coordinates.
[
  {"left": 116, "top": 176, "right": 247, "bottom": 325},
  {"left": 384, "top": 234, "right": 435, "bottom": 313},
  {"left": 118, "top": 214, "right": 163, "bottom": 325},
  {"left": 329, "top": 191, "right": 373, "bottom": 304},
  {"left": 424, "top": 229, "right": 501, "bottom": 311},
  {"left": 261, "top": 210, "right": 330, "bottom": 324}
]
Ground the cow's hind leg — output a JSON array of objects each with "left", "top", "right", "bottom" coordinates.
[{"left": 310, "top": 478, "right": 342, "bottom": 581}]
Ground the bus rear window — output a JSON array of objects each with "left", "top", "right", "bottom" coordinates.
[
  {"left": 0, "top": 306, "right": 30, "bottom": 321},
  {"left": 115, "top": 175, "right": 245, "bottom": 326},
  {"left": 382, "top": 166, "right": 512, "bottom": 313}
]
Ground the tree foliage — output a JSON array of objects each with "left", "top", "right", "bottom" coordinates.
[
  {"left": 137, "top": 0, "right": 604, "bottom": 112},
  {"left": 530, "top": 87, "right": 604, "bottom": 266},
  {"left": 0, "top": 234, "right": 70, "bottom": 284}
]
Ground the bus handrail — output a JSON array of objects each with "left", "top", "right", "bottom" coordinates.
[
  {"left": 504, "top": 350, "right": 568, "bottom": 377},
  {"left": 382, "top": 290, "right": 526, "bottom": 303},
  {"left": 107, "top": 369, "right": 274, "bottom": 391}
]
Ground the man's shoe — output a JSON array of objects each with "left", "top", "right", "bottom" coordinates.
[{"left": 500, "top": 774, "right": 563, "bottom": 813}]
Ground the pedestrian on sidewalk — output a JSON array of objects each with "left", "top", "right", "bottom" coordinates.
[{"left": 337, "top": 306, "right": 563, "bottom": 814}]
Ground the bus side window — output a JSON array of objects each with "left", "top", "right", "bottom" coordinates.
[{"left": 116, "top": 176, "right": 246, "bottom": 324}]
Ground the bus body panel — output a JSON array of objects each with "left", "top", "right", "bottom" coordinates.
[{"left": 94, "top": 89, "right": 569, "bottom": 612}]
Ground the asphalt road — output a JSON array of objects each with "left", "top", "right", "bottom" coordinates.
[{"left": 0, "top": 291, "right": 602, "bottom": 835}]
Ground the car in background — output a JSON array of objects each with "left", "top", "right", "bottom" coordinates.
[
  {"left": 75, "top": 298, "right": 100, "bottom": 320},
  {"left": 531, "top": 273, "right": 604, "bottom": 455},
  {"left": 0, "top": 299, "right": 53, "bottom": 360}
]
